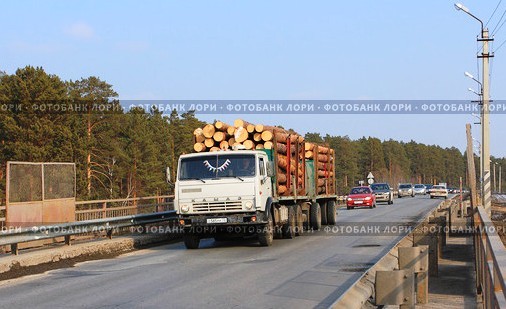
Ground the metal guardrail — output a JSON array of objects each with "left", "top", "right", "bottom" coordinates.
[
  {"left": 330, "top": 196, "right": 457, "bottom": 308},
  {"left": 0, "top": 210, "right": 177, "bottom": 255},
  {"left": 474, "top": 206, "right": 506, "bottom": 308}
]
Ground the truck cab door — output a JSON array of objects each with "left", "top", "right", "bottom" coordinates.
[{"left": 258, "top": 157, "right": 271, "bottom": 210}]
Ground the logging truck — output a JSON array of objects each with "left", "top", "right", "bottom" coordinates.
[{"left": 175, "top": 121, "right": 338, "bottom": 249}]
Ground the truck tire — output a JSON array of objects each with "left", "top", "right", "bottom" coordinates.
[
  {"left": 296, "top": 204, "right": 303, "bottom": 236},
  {"left": 282, "top": 206, "right": 296, "bottom": 239},
  {"left": 258, "top": 214, "right": 274, "bottom": 246},
  {"left": 310, "top": 202, "right": 321, "bottom": 231},
  {"left": 320, "top": 202, "right": 328, "bottom": 225},
  {"left": 327, "top": 200, "right": 337, "bottom": 225},
  {"left": 183, "top": 233, "right": 200, "bottom": 249}
]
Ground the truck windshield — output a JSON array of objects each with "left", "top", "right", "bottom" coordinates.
[{"left": 179, "top": 154, "right": 256, "bottom": 180}]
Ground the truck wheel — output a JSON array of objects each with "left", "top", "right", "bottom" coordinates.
[
  {"left": 320, "top": 202, "right": 328, "bottom": 225},
  {"left": 282, "top": 206, "right": 296, "bottom": 239},
  {"left": 310, "top": 202, "right": 321, "bottom": 231},
  {"left": 258, "top": 214, "right": 274, "bottom": 246},
  {"left": 326, "top": 200, "right": 337, "bottom": 225},
  {"left": 183, "top": 233, "right": 200, "bottom": 249},
  {"left": 296, "top": 204, "right": 304, "bottom": 236}
]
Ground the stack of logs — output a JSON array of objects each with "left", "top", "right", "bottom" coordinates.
[
  {"left": 305, "top": 143, "right": 336, "bottom": 195},
  {"left": 192, "top": 119, "right": 334, "bottom": 196},
  {"left": 193, "top": 119, "right": 281, "bottom": 152}
]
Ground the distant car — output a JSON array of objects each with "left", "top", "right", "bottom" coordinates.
[
  {"left": 425, "top": 184, "right": 433, "bottom": 194},
  {"left": 370, "top": 183, "right": 394, "bottom": 204},
  {"left": 398, "top": 183, "right": 415, "bottom": 198},
  {"left": 430, "top": 185, "right": 448, "bottom": 199},
  {"left": 347, "top": 186, "right": 376, "bottom": 209},
  {"left": 413, "top": 184, "right": 426, "bottom": 195}
]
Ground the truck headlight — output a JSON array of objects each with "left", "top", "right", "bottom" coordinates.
[
  {"left": 245, "top": 201, "right": 253, "bottom": 210},
  {"left": 181, "top": 204, "right": 190, "bottom": 213}
]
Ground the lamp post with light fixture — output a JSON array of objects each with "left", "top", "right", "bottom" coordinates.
[{"left": 455, "top": 2, "right": 493, "bottom": 215}]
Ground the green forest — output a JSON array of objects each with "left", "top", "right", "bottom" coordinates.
[{"left": 0, "top": 66, "right": 504, "bottom": 201}]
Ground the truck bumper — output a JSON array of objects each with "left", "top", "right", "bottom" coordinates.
[{"left": 179, "top": 212, "right": 266, "bottom": 227}]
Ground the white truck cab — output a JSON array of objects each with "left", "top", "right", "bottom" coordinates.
[{"left": 175, "top": 151, "right": 273, "bottom": 245}]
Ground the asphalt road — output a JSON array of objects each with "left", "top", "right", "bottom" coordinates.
[{"left": 0, "top": 195, "right": 443, "bottom": 309}]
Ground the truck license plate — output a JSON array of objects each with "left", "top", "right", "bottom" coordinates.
[{"left": 207, "top": 218, "right": 227, "bottom": 224}]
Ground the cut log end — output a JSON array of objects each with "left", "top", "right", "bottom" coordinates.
[
  {"left": 255, "top": 124, "right": 264, "bottom": 133},
  {"left": 204, "top": 138, "right": 215, "bottom": 148},
  {"left": 203, "top": 124, "right": 216, "bottom": 138},
  {"left": 261, "top": 130, "right": 273, "bottom": 142},
  {"left": 243, "top": 140, "right": 255, "bottom": 150},
  {"left": 246, "top": 124, "right": 256, "bottom": 133},
  {"left": 193, "top": 143, "right": 206, "bottom": 152}
]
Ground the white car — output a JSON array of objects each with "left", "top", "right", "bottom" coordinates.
[
  {"left": 398, "top": 183, "right": 415, "bottom": 198},
  {"left": 413, "top": 184, "right": 426, "bottom": 195},
  {"left": 430, "top": 185, "right": 448, "bottom": 199}
]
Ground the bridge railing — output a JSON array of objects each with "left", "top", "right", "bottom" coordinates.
[
  {"left": 474, "top": 206, "right": 506, "bottom": 308},
  {"left": 0, "top": 195, "right": 175, "bottom": 254},
  {"left": 0, "top": 210, "right": 177, "bottom": 255},
  {"left": 331, "top": 196, "right": 458, "bottom": 307},
  {"left": 75, "top": 195, "right": 174, "bottom": 221}
]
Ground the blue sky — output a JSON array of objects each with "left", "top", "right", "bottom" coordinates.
[{"left": 1, "top": 1, "right": 506, "bottom": 156}]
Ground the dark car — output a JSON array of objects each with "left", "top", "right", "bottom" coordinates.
[
  {"left": 347, "top": 186, "right": 376, "bottom": 209},
  {"left": 370, "top": 183, "right": 394, "bottom": 205}
]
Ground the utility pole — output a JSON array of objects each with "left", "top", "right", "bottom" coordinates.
[
  {"left": 455, "top": 3, "right": 494, "bottom": 215},
  {"left": 481, "top": 28, "right": 493, "bottom": 215},
  {"left": 500, "top": 165, "right": 502, "bottom": 194}
]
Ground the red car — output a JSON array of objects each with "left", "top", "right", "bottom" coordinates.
[{"left": 347, "top": 186, "right": 376, "bottom": 209}]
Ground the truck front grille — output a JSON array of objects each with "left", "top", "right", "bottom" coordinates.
[{"left": 192, "top": 201, "right": 243, "bottom": 212}]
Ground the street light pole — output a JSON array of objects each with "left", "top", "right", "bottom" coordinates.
[
  {"left": 481, "top": 28, "right": 492, "bottom": 215},
  {"left": 455, "top": 2, "right": 494, "bottom": 215}
]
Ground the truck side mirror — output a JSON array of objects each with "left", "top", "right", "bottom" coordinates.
[
  {"left": 266, "top": 162, "right": 275, "bottom": 177},
  {"left": 166, "top": 167, "right": 172, "bottom": 184}
]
